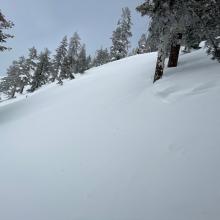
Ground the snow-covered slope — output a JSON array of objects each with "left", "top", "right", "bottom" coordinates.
[{"left": 0, "top": 49, "right": 220, "bottom": 220}]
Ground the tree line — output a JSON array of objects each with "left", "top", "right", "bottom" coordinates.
[{"left": 0, "top": 7, "right": 134, "bottom": 100}]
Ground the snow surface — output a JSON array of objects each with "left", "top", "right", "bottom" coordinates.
[{"left": 0, "top": 48, "right": 220, "bottom": 220}]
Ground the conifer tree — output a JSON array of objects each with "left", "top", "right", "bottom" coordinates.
[
  {"left": 137, "top": 34, "right": 148, "bottom": 54},
  {"left": 78, "top": 44, "right": 87, "bottom": 73},
  {"left": 4, "top": 61, "right": 20, "bottom": 98},
  {"left": 183, "top": 0, "right": 220, "bottom": 61},
  {"left": 137, "top": 0, "right": 220, "bottom": 83},
  {"left": 30, "top": 49, "right": 52, "bottom": 92},
  {"left": 86, "top": 55, "right": 93, "bottom": 69},
  {"left": 182, "top": 27, "right": 203, "bottom": 53},
  {"left": 52, "top": 36, "right": 68, "bottom": 82},
  {"left": 137, "top": 1, "right": 191, "bottom": 81},
  {"left": 0, "top": 76, "right": 12, "bottom": 98},
  {"left": 16, "top": 56, "right": 31, "bottom": 94},
  {"left": 93, "top": 47, "right": 110, "bottom": 66},
  {"left": 68, "top": 32, "right": 81, "bottom": 73},
  {"left": 1, "top": 48, "right": 39, "bottom": 97},
  {"left": 0, "top": 10, "right": 14, "bottom": 52},
  {"left": 110, "top": 7, "right": 132, "bottom": 60},
  {"left": 137, "top": 1, "right": 174, "bottom": 82},
  {"left": 1, "top": 58, "right": 25, "bottom": 98},
  {"left": 58, "top": 56, "right": 74, "bottom": 84},
  {"left": 26, "top": 47, "right": 38, "bottom": 83}
]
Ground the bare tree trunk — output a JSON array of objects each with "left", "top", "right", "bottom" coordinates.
[
  {"left": 153, "top": 45, "right": 166, "bottom": 83},
  {"left": 168, "top": 33, "right": 182, "bottom": 68},
  {"left": 10, "top": 86, "right": 16, "bottom": 99},
  {"left": 20, "top": 84, "right": 25, "bottom": 94}
]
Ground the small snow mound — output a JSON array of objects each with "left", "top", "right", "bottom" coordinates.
[
  {"left": 153, "top": 48, "right": 220, "bottom": 102},
  {"left": 199, "top": 40, "right": 206, "bottom": 48}
]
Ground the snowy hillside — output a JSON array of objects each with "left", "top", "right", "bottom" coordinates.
[{"left": 0, "top": 48, "right": 220, "bottom": 220}]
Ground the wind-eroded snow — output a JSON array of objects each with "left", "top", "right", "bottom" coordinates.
[{"left": 0, "top": 48, "right": 220, "bottom": 220}]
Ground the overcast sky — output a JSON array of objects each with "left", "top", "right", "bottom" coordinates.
[{"left": 0, "top": 0, "right": 148, "bottom": 75}]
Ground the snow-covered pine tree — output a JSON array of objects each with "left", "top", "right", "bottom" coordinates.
[
  {"left": 2, "top": 61, "right": 19, "bottom": 98},
  {"left": 30, "top": 48, "right": 52, "bottom": 92},
  {"left": 52, "top": 36, "right": 68, "bottom": 82},
  {"left": 86, "top": 55, "right": 93, "bottom": 69},
  {"left": 137, "top": 34, "right": 148, "bottom": 54},
  {"left": 93, "top": 47, "right": 110, "bottom": 67},
  {"left": 0, "top": 10, "right": 14, "bottom": 52},
  {"left": 131, "top": 22, "right": 158, "bottom": 57},
  {"left": 0, "top": 76, "right": 12, "bottom": 98},
  {"left": 182, "top": 0, "right": 220, "bottom": 61},
  {"left": 26, "top": 47, "right": 38, "bottom": 72},
  {"left": 182, "top": 26, "right": 202, "bottom": 53},
  {"left": 78, "top": 44, "right": 87, "bottom": 74},
  {"left": 110, "top": 26, "right": 124, "bottom": 60},
  {"left": 16, "top": 56, "right": 31, "bottom": 94},
  {"left": 137, "top": 0, "right": 175, "bottom": 82},
  {"left": 25, "top": 47, "right": 38, "bottom": 85},
  {"left": 58, "top": 56, "right": 74, "bottom": 84},
  {"left": 68, "top": 32, "right": 81, "bottom": 73},
  {"left": 1, "top": 57, "right": 29, "bottom": 98},
  {"left": 163, "top": 1, "right": 204, "bottom": 68},
  {"left": 137, "top": 0, "right": 220, "bottom": 83},
  {"left": 145, "top": 21, "right": 160, "bottom": 53},
  {"left": 137, "top": 0, "right": 196, "bottom": 82},
  {"left": 110, "top": 7, "right": 132, "bottom": 60}
]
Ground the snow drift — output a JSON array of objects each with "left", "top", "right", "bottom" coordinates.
[{"left": 0, "top": 48, "right": 220, "bottom": 220}]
